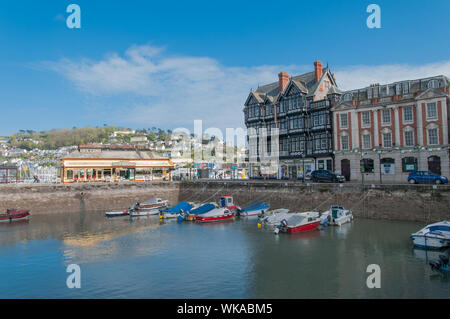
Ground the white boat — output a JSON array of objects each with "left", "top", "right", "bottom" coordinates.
[
  {"left": 238, "top": 201, "right": 270, "bottom": 218},
  {"left": 259, "top": 208, "right": 290, "bottom": 226},
  {"left": 129, "top": 198, "right": 168, "bottom": 216},
  {"left": 321, "top": 206, "right": 353, "bottom": 226},
  {"left": 410, "top": 221, "right": 450, "bottom": 249}
]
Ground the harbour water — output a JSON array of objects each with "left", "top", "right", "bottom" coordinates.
[{"left": 0, "top": 211, "right": 448, "bottom": 298}]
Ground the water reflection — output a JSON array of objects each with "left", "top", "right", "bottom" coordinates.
[{"left": 0, "top": 212, "right": 449, "bottom": 298}]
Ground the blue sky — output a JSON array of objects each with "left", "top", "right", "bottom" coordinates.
[{"left": 0, "top": 0, "right": 449, "bottom": 135}]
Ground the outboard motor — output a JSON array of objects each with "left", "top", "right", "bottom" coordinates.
[
  {"left": 429, "top": 254, "right": 449, "bottom": 272},
  {"left": 236, "top": 207, "right": 242, "bottom": 217},
  {"left": 258, "top": 210, "right": 266, "bottom": 219}
]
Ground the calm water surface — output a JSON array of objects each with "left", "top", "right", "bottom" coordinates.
[{"left": 0, "top": 211, "right": 448, "bottom": 298}]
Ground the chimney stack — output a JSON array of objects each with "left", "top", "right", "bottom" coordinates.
[
  {"left": 314, "top": 60, "right": 323, "bottom": 83},
  {"left": 278, "top": 72, "right": 290, "bottom": 92}
]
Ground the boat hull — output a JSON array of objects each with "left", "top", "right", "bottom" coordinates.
[
  {"left": 329, "top": 214, "right": 353, "bottom": 226},
  {"left": 240, "top": 209, "right": 266, "bottom": 217},
  {"left": 105, "top": 211, "right": 129, "bottom": 217},
  {"left": 285, "top": 221, "right": 320, "bottom": 233},
  {"left": 411, "top": 235, "right": 449, "bottom": 249},
  {"left": 0, "top": 210, "right": 30, "bottom": 223},
  {"left": 129, "top": 208, "right": 163, "bottom": 217},
  {"left": 195, "top": 212, "right": 235, "bottom": 223}
]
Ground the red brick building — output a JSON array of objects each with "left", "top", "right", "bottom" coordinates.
[{"left": 332, "top": 75, "right": 449, "bottom": 183}]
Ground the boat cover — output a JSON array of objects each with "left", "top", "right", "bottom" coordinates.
[
  {"left": 165, "top": 202, "right": 192, "bottom": 213},
  {"left": 285, "top": 214, "right": 306, "bottom": 227},
  {"left": 242, "top": 201, "right": 269, "bottom": 212},
  {"left": 189, "top": 203, "right": 216, "bottom": 215}
]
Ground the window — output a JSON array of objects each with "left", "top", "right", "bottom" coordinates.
[
  {"left": 341, "top": 136, "right": 349, "bottom": 150},
  {"left": 362, "top": 134, "right": 371, "bottom": 149},
  {"left": 382, "top": 109, "right": 391, "bottom": 125},
  {"left": 402, "top": 82, "right": 409, "bottom": 94},
  {"left": 314, "top": 115, "right": 319, "bottom": 126},
  {"left": 402, "top": 157, "right": 417, "bottom": 172},
  {"left": 360, "top": 159, "right": 374, "bottom": 173},
  {"left": 362, "top": 112, "right": 370, "bottom": 126},
  {"left": 340, "top": 113, "right": 348, "bottom": 128},
  {"left": 426, "top": 102, "right": 437, "bottom": 119},
  {"left": 319, "top": 114, "right": 325, "bottom": 125},
  {"left": 403, "top": 106, "right": 413, "bottom": 123},
  {"left": 343, "top": 93, "right": 353, "bottom": 102},
  {"left": 428, "top": 128, "right": 438, "bottom": 145},
  {"left": 383, "top": 132, "right": 392, "bottom": 148},
  {"left": 321, "top": 138, "right": 328, "bottom": 149},
  {"left": 315, "top": 139, "right": 321, "bottom": 150},
  {"left": 404, "top": 130, "right": 414, "bottom": 146},
  {"left": 428, "top": 79, "right": 440, "bottom": 89}
]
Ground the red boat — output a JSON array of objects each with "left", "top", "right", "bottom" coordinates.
[
  {"left": 195, "top": 206, "right": 235, "bottom": 223},
  {"left": 275, "top": 214, "right": 320, "bottom": 234},
  {"left": 0, "top": 209, "right": 31, "bottom": 223}
]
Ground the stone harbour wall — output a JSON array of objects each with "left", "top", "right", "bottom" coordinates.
[{"left": 0, "top": 181, "right": 449, "bottom": 222}]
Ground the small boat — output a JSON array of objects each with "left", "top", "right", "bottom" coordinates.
[
  {"left": 274, "top": 213, "right": 320, "bottom": 234},
  {"left": 184, "top": 203, "right": 216, "bottom": 221},
  {"left": 410, "top": 221, "right": 450, "bottom": 249},
  {"left": 129, "top": 198, "right": 168, "bottom": 217},
  {"left": 321, "top": 206, "right": 353, "bottom": 226},
  {"left": 162, "top": 202, "right": 197, "bottom": 219},
  {"left": 258, "top": 208, "right": 290, "bottom": 226},
  {"left": 105, "top": 209, "right": 129, "bottom": 217},
  {"left": 429, "top": 254, "right": 449, "bottom": 272},
  {"left": 237, "top": 201, "right": 270, "bottom": 218},
  {"left": 195, "top": 204, "right": 235, "bottom": 223},
  {"left": 0, "top": 209, "right": 31, "bottom": 223}
]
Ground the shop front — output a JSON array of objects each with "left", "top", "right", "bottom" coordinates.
[{"left": 62, "top": 151, "right": 174, "bottom": 183}]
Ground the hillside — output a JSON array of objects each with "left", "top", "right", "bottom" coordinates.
[{"left": 8, "top": 126, "right": 173, "bottom": 150}]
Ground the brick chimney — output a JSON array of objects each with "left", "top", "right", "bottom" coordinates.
[
  {"left": 314, "top": 60, "right": 323, "bottom": 83},
  {"left": 278, "top": 72, "right": 290, "bottom": 92}
]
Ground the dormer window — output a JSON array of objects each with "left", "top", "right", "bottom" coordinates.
[
  {"left": 428, "top": 79, "right": 440, "bottom": 89},
  {"left": 343, "top": 93, "right": 353, "bottom": 102}
]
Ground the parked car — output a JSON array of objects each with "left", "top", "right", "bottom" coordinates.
[
  {"left": 311, "top": 170, "right": 345, "bottom": 183},
  {"left": 407, "top": 171, "right": 448, "bottom": 185}
]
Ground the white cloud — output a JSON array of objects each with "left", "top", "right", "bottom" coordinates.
[
  {"left": 44, "top": 44, "right": 450, "bottom": 130},
  {"left": 334, "top": 62, "right": 450, "bottom": 91}
]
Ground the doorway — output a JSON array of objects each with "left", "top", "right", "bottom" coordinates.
[
  {"left": 428, "top": 156, "right": 441, "bottom": 175},
  {"left": 341, "top": 159, "right": 351, "bottom": 181}
]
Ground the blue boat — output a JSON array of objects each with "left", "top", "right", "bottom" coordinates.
[
  {"left": 238, "top": 201, "right": 270, "bottom": 217},
  {"left": 162, "top": 202, "right": 194, "bottom": 219}
]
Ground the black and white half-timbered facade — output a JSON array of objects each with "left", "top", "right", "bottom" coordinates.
[{"left": 243, "top": 60, "right": 340, "bottom": 179}]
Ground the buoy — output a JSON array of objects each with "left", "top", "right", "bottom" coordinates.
[
  {"left": 159, "top": 214, "right": 163, "bottom": 219},
  {"left": 257, "top": 223, "right": 261, "bottom": 228}
]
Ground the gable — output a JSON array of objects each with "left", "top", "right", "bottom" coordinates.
[{"left": 414, "top": 88, "right": 448, "bottom": 100}]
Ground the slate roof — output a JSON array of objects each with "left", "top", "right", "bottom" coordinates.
[{"left": 253, "top": 68, "right": 330, "bottom": 101}]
